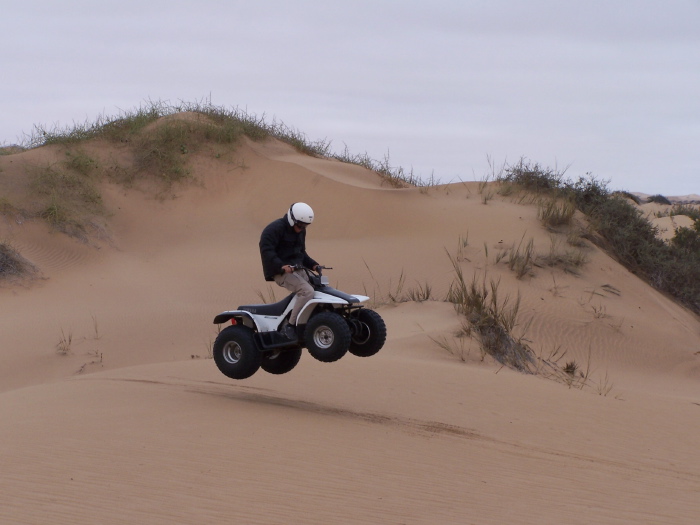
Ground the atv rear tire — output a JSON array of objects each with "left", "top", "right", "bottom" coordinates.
[
  {"left": 213, "top": 325, "right": 262, "bottom": 380},
  {"left": 261, "top": 348, "right": 303, "bottom": 375},
  {"left": 305, "top": 312, "right": 351, "bottom": 363},
  {"left": 349, "top": 308, "right": 387, "bottom": 357}
]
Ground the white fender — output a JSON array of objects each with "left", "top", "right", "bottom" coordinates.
[{"left": 295, "top": 291, "right": 369, "bottom": 325}]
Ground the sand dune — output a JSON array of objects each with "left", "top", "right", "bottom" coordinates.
[
  {"left": 1, "top": 133, "right": 699, "bottom": 523},
  {"left": 633, "top": 192, "right": 700, "bottom": 204}
]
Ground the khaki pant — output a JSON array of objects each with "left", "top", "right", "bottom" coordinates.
[{"left": 274, "top": 270, "right": 314, "bottom": 325}]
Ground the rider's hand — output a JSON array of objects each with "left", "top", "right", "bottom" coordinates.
[{"left": 282, "top": 265, "right": 294, "bottom": 273}]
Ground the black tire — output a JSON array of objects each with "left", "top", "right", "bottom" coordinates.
[
  {"left": 304, "top": 311, "right": 351, "bottom": 363},
  {"left": 213, "top": 325, "right": 262, "bottom": 380},
  {"left": 348, "top": 308, "right": 387, "bottom": 357},
  {"left": 261, "top": 348, "right": 303, "bottom": 375}
]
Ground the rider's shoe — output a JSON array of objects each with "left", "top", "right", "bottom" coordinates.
[{"left": 282, "top": 323, "right": 298, "bottom": 341}]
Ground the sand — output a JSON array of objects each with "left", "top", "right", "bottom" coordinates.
[{"left": 1, "top": 132, "right": 699, "bottom": 524}]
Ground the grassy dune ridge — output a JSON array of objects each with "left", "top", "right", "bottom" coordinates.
[
  {"left": 1, "top": 102, "right": 699, "bottom": 341},
  {"left": 496, "top": 161, "right": 700, "bottom": 313}
]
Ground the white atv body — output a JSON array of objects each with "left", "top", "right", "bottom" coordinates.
[{"left": 212, "top": 268, "right": 386, "bottom": 380}]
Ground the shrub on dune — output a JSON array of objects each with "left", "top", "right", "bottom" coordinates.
[
  {"left": 0, "top": 242, "right": 36, "bottom": 281},
  {"left": 445, "top": 251, "right": 535, "bottom": 373},
  {"left": 497, "top": 161, "right": 700, "bottom": 314}
]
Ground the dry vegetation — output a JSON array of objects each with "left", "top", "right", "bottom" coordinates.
[
  {"left": 0, "top": 241, "right": 37, "bottom": 282},
  {"left": 437, "top": 159, "right": 697, "bottom": 386},
  {"left": 2, "top": 100, "right": 436, "bottom": 249},
  {"left": 497, "top": 160, "right": 700, "bottom": 314},
  {"left": 445, "top": 251, "right": 535, "bottom": 372}
]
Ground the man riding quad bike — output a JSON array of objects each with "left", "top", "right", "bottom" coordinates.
[{"left": 211, "top": 203, "right": 386, "bottom": 380}]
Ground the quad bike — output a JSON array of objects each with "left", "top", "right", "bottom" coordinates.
[{"left": 212, "top": 266, "right": 387, "bottom": 380}]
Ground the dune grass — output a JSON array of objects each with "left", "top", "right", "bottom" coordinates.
[
  {"left": 537, "top": 235, "right": 588, "bottom": 275},
  {"left": 441, "top": 249, "right": 607, "bottom": 389},
  {"left": 497, "top": 160, "right": 700, "bottom": 314},
  {"left": 656, "top": 203, "right": 700, "bottom": 221},
  {"left": 55, "top": 328, "right": 73, "bottom": 355},
  {"left": 445, "top": 251, "right": 535, "bottom": 372},
  {"left": 646, "top": 194, "right": 672, "bottom": 205},
  {"left": 497, "top": 159, "right": 566, "bottom": 194},
  {"left": 5, "top": 99, "right": 438, "bottom": 239},
  {"left": 0, "top": 198, "right": 23, "bottom": 223},
  {"left": 492, "top": 233, "right": 587, "bottom": 279},
  {"left": 360, "top": 261, "right": 434, "bottom": 305},
  {"left": 614, "top": 191, "right": 642, "bottom": 205},
  {"left": 22, "top": 99, "right": 431, "bottom": 190},
  {"left": 494, "top": 235, "right": 536, "bottom": 279},
  {"left": 0, "top": 241, "right": 37, "bottom": 281},
  {"left": 537, "top": 196, "right": 576, "bottom": 228},
  {"left": 29, "top": 158, "right": 105, "bottom": 238}
]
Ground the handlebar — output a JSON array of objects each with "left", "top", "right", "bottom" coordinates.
[{"left": 291, "top": 264, "right": 332, "bottom": 273}]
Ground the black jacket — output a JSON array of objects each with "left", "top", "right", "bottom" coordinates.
[{"left": 259, "top": 217, "right": 319, "bottom": 281}]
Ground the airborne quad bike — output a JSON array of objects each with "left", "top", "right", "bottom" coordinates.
[{"left": 212, "top": 267, "right": 387, "bottom": 380}]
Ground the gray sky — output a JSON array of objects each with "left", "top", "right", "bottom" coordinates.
[{"left": 3, "top": 0, "right": 699, "bottom": 195}]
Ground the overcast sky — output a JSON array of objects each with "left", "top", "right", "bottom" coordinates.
[{"left": 3, "top": 0, "right": 699, "bottom": 195}]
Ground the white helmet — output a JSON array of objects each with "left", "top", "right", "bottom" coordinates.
[{"left": 287, "top": 202, "right": 314, "bottom": 227}]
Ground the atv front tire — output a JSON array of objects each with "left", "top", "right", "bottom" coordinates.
[
  {"left": 213, "top": 325, "right": 262, "bottom": 380},
  {"left": 305, "top": 312, "right": 351, "bottom": 363},
  {"left": 261, "top": 348, "right": 303, "bottom": 375},
  {"left": 349, "top": 308, "right": 387, "bottom": 357}
]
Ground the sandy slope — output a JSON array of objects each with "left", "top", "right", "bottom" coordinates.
[{"left": 1, "top": 135, "right": 699, "bottom": 524}]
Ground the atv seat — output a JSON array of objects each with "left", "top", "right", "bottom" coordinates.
[{"left": 237, "top": 293, "right": 295, "bottom": 317}]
